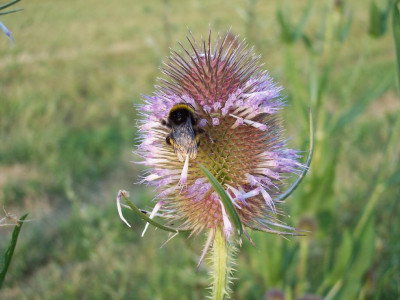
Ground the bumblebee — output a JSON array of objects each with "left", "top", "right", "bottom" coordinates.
[{"left": 161, "top": 103, "right": 210, "bottom": 162}]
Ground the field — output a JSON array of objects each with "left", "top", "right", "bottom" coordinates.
[{"left": 1, "top": 0, "right": 399, "bottom": 299}]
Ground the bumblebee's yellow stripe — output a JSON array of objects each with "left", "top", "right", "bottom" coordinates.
[{"left": 167, "top": 103, "right": 195, "bottom": 118}]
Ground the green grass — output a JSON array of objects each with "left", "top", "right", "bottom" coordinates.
[{"left": 1, "top": 0, "right": 399, "bottom": 299}]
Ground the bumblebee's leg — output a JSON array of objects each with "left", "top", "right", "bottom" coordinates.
[
  {"left": 196, "top": 135, "right": 201, "bottom": 147},
  {"left": 160, "top": 119, "right": 172, "bottom": 128},
  {"left": 166, "top": 134, "right": 172, "bottom": 145},
  {"left": 197, "top": 128, "right": 216, "bottom": 143},
  {"left": 191, "top": 113, "right": 200, "bottom": 126}
]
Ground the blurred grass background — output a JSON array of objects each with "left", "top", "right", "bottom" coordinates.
[{"left": 0, "top": 0, "right": 399, "bottom": 299}]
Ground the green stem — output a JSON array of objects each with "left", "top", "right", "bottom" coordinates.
[
  {"left": 296, "top": 238, "right": 309, "bottom": 296},
  {"left": 0, "top": 213, "right": 28, "bottom": 288},
  {"left": 393, "top": 0, "right": 400, "bottom": 92},
  {"left": 211, "top": 228, "right": 231, "bottom": 300}
]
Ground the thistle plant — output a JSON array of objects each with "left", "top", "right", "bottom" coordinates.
[{"left": 118, "top": 30, "right": 311, "bottom": 299}]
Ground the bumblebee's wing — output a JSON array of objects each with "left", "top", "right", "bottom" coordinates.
[{"left": 171, "top": 120, "right": 198, "bottom": 162}]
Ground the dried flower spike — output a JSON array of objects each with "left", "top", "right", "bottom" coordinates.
[{"left": 135, "top": 30, "right": 304, "bottom": 241}]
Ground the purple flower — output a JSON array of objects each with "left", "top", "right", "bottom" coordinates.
[
  {"left": 0, "top": 21, "right": 15, "bottom": 44},
  {"left": 136, "top": 31, "right": 304, "bottom": 239}
]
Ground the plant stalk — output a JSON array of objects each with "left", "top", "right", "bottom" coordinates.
[{"left": 211, "top": 227, "right": 231, "bottom": 300}]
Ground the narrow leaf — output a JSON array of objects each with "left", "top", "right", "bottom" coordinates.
[
  {"left": 198, "top": 163, "right": 243, "bottom": 236},
  {"left": 276, "top": 109, "right": 314, "bottom": 202},
  {"left": 338, "top": 11, "right": 353, "bottom": 42},
  {"left": 393, "top": 1, "right": 400, "bottom": 91},
  {"left": 317, "top": 230, "right": 353, "bottom": 294},
  {"left": 339, "top": 219, "right": 375, "bottom": 299},
  {"left": 0, "top": 0, "right": 20, "bottom": 11},
  {"left": 369, "top": 1, "right": 383, "bottom": 37},
  {"left": 332, "top": 70, "right": 393, "bottom": 133},
  {"left": 0, "top": 213, "right": 28, "bottom": 289},
  {"left": 0, "top": 8, "right": 23, "bottom": 15},
  {"left": 119, "top": 191, "right": 188, "bottom": 233},
  {"left": 302, "top": 34, "right": 314, "bottom": 52},
  {"left": 293, "top": 0, "right": 314, "bottom": 42},
  {"left": 277, "top": 8, "right": 293, "bottom": 43}
]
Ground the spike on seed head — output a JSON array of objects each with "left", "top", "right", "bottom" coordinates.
[
  {"left": 0, "top": 22, "right": 15, "bottom": 44},
  {"left": 136, "top": 30, "right": 304, "bottom": 240}
]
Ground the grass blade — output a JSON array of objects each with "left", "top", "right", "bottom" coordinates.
[
  {"left": 393, "top": 1, "right": 400, "bottom": 91},
  {"left": 0, "top": 8, "right": 23, "bottom": 15},
  {"left": 332, "top": 70, "right": 393, "bottom": 133},
  {"left": 0, "top": 0, "right": 20, "bottom": 11},
  {"left": 293, "top": 0, "right": 313, "bottom": 42},
  {"left": 338, "top": 11, "right": 353, "bottom": 42},
  {"left": 276, "top": 109, "right": 314, "bottom": 202},
  {"left": 0, "top": 213, "right": 28, "bottom": 289},
  {"left": 277, "top": 8, "right": 293, "bottom": 43}
]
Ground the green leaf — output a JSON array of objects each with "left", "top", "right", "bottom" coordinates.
[
  {"left": 393, "top": 1, "right": 400, "bottom": 91},
  {"left": 277, "top": 8, "right": 293, "bottom": 44},
  {"left": 385, "top": 169, "right": 400, "bottom": 186},
  {"left": 292, "top": 0, "right": 314, "bottom": 42},
  {"left": 301, "top": 34, "right": 314, "bottom": 52},
  {"left": 119, "top": 191, "right": 188, "bottom": 233},
  {"left": 0, "top": 0, "right": 20, "bottom": 11},
  {"left": 276, "top": 109, "right": 314, "bottom": 202},
  {"left": 317, "top": 230, "right": 353, "bottom": 294},
  {"left": 0, "top": 8, "right": 23, "bottom": 15},
  {"left": 373, "top": 266, "right": 397, "bottom": 300},
  {"left": 368, "top": 0, "right": 393, "bottom": 38},
  {"left": 283, "top": 46, "right": 309, "bottom": 122},
  {"left": 369, "top": 1, "right": 383, "bottom": 37},
  {"left": 332, "top": 70, "right": 394, "bottom": 133},
  {"left": 198, "top": 163, "right": 243, "bottom": 236},
  {"left": 0, "top": 213, "right": 28, "bottom": 289},
  {"left": 332, "top": 231, "right": 353, "bottom": 277},
  {"left": 339, "top": 219, "right": 375, "bottom": 299},
  {"left": 338, "top": 11, "right": 353, "bottom": 42},
  {"left": 277, "top": 0, "right": 313, "bottom": 44}
]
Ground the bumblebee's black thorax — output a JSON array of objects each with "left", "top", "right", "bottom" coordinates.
[{"left": 167, "top": 104, "right": 196, "bottom": 126}]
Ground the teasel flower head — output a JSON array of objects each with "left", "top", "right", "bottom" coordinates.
[{"left": 133, "top": 30, "right": 305, "bottom": 242}]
